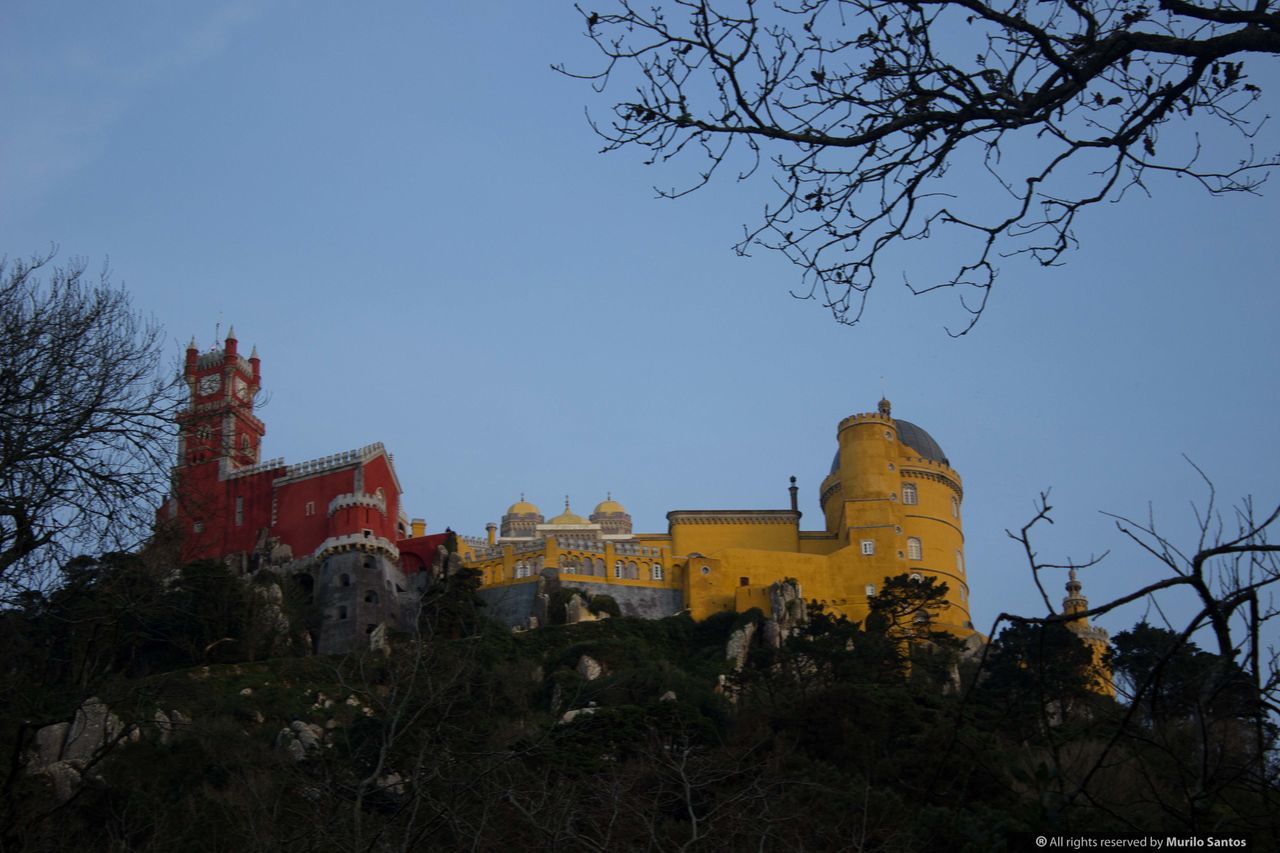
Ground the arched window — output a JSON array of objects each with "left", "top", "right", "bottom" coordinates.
[
  {"left": 907, "top": 537, "right": 922, "bottom": 560},
  {"left": 594, "top": 557, "right": 605, "bottom": 577},
  {"left": 651, "top": 564, "right": 663, "bottom": 581},
  {"left": 614, "top": 560, "right": 623, "bottom": 578},
  {"left": 626, "top": 561, "right": 638, "bottom": 580},
  {"left": 902, "top": 483, "right": 918, "bottom": 505},
  {"left": 337, "top": 605, "right": 348, "bottom": 620},
  {"left": 951, "top": 495, "right": 960, "bottom": 518},
  {"left": 339, "top": 573, "right": 351, "bottom": 588},
  {"left": 909, "top": 572, "right": 923, "bottom": 583},
  {"left": 364, "top": 590, "right": 379, "bottom": 604},
  {"left": 956, "top": 551, "right": 964, "bottom": 573}
]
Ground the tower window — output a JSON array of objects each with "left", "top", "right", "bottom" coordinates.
[
  {"left": 860, "top": 539, "right": 875, "bottom": 556},
  {"left": 364, "top": 590, "right": 379, "bottom": 604},
  {"left": 902, "top": 483, "right": 918, "bottom": 505},
  {"left": 956, "top": 551, "right": 965, "bottom": 573},
  {"left": 339, "top": 573, "right": 351, "bottom": 588},
  {"left": 305, "top": 501, "right": 315, "bottom": 517},
  {"left": 337, "top": 606, "right": 348, "bottom": 620},
  {"left": 951, "top": 495, "right": 960, "bottom": 518},
  {"left": 907, "top": 537, "right": 922, "bottom": 560},
  {"left": 234, "top": 496, "right": 243, "bottom": 527},
  {"left": 240, "top": 435, "right": 250, "bottom": 451},
  {"left": 739, "top": 577, "right": 749, "bottom": 587}
]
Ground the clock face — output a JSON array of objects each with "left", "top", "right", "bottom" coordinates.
[{"left": 198, "top": 374, "right": 221, "bottom": 396}]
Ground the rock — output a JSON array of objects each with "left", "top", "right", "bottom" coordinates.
[
  {"left": 251, "top": 710, "right": 265, "bottom": 725},
  {"left": 576, "top": 654, "right": 604, "bottom": 681},
  {"left": 240, "top": 687, "right": 253, "bottom": 696},
  {"left": 764, "top": 579, "right": 807, "bottom": 648},
  {"left": 286, "top": 738, "right": 307, "bottom": 762},
  {"left": 564, "top": 593, "right": 597, "bottom": 624},
  {"left": 559, "top": 702, "right": 598, "bottom": 724},
  {"left": 346, "top": 695, "right": 361, "bottom": 707},
  {"left": 41, "top": 761, "right": 83, "bottom": 802},
  {"left": 377, "top": 771, "right": 405, "bottom": 796},
  {"left": 325, "top": 719, "right": 339, "bottom": 730},
  {"left": 659, "top": 690, "right": 677, "bottom": 703},
  {"left": 725, "top": 621, "right": 757, "bottom": 670},
  {"left": 369, "top": 622, "right": 390, "bottom": 656}
]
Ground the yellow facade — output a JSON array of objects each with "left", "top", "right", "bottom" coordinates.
[{"left": 462, "top": 399, "right": 975, "bottom": 638}]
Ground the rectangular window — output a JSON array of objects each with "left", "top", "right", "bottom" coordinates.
[
  {"left": 304, "top": 501, "right": 315, "bottom": 517},
  {"left": 860, "top": 539, "right": 875, "bottom": 556},
  {"left": 739, "top": 576, "right": 750, "bottom": 587},
  {"left": 865, "top": 584, "right": 876, "bottom": 597},
  {"left": 651, "top": 564, "right": 664, "bottom": 581},
  {"left": 908, "top": 537, "right": 922, "bottom": 560},
  {"left": 234, "top": 496, "right": 243, "bottom": 527}
]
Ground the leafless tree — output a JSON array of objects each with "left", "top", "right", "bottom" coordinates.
[
  {"left": 563, "top": 0, "right": 1279, "bottom": 331},
  {"left": 0, "top": 249, "right": 179, "bottom": 599},
  {"left": 976, "top": 473, "right": 1280, "bottom": 833}
]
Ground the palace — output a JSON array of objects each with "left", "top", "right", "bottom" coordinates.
[
  {"left": 158, "top": 331, "right": 446, "bottom": 653},
  {"left": 161, "top": 329, "right": 1107, "bottom": 676},
  {"left": 463, "top": 397, "right": 976, "bottom": 636}
]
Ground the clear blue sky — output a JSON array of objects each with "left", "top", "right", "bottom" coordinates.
[{"left": 3, "top": 1, "right": 1277, "bottom": 639}]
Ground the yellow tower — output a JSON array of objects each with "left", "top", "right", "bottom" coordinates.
[
  {"left": 817, "top": 398, "right": 971, "bottom": 633},
  {"left": 1062, "top": 569, "right": 1114, "bottom": 695}
]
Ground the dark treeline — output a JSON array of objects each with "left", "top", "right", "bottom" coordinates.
[{"left": 0, "top": 554, "right": 1275, "bottom": 852}]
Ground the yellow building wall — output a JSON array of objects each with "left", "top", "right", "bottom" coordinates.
[{"left": 670, "top": 518, "right": 799, "bottom": 559}]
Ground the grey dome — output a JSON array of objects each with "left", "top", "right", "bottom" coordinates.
[
  {"left": 896, "top": 420, "right": 948, "bottom": 464},
  {"left": 829, "top": 419, "right": 949, "bottom": 475}
]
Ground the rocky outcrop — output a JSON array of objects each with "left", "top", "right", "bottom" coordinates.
[
  {"left": 763, "top": 579, "right": 807, "bottom": 649},
  {"left": 564, "top": 593, "right": 598, "bottom": 624},
  {"left": 277, "top": 720, "right": 326, "bottom": 762},
  {"left": 26, "top": 698, "right": 132, "bottom": 802},
  {"left": 725, "top": 621, "right": 757, "bottom": 670},
  {"left": 370, "top": 622, "right": 390, "bottom": 655},
  {"left": 576, "top": 654, "right": 604, "bottom": 681}
]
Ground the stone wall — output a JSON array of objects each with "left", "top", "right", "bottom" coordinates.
[{"left": 475, "top": 574, "right": 684, "bottom": 627}]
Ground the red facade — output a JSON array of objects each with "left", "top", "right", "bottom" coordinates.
[{"left": 162, "top": 332, "right": 418, "bottom": 566}]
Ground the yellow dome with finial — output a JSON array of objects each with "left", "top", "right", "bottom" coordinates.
[
  {"left": 593, "top": 492, "right": 627, "bottom": 515},
  {"left": 548, "top": 496, "right": 588, "bottom": 526},
  {"left": 506, "top": 494, "right": 540, "bottom": 516}
]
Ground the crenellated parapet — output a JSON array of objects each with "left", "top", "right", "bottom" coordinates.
[
  {"left": 275, "top": 442, "right": 387, "bottom": 484},
  {"left": 328, "top": 491, "right": 387, "bottom": 518},
  {"left": 314, "top": 532, "right": 400, "bottom": 561}
]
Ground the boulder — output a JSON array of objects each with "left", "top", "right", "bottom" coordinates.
[
  {"left": 576, "top": 654, "right": 604, "bottom": 681},
  {"left": 725, "top": 621, "right": 757, "bottom": 670}
]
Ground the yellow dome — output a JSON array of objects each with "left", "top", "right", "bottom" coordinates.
[
  {"left": 506, "top": 494, "right": 540, "bottom": 516},
  {"left": 593, "top": 493, "right": 627, "bottom": 515},
  {"left": 548, "top": 497, "right": 588, "bottom": 526}
]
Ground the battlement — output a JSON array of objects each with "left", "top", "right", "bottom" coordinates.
[
  {"left": 193, "top": 350, "right": 252, "bottom": 374},
  {"left": 328, "top": 491, "right": 387, "bottom": 518},
  {"left": 224, "top": 457, "right": 286, "bottom": 480},
  {"left": 276, "top": 442, "right": 387, "bottom": 483},
  {"left": 314, "top": 531, "right": 400, "bottom": 561}
]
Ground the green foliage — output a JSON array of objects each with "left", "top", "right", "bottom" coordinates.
[{"left": 586, "top": 593, "right": 620, "bottom": 618}]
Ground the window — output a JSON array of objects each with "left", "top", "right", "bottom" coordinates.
[
  {"left": 234, "top": 496, "right": 243, "bottom": 527},
  {"left": 366, "top": 624, "right": 376, "bottom": 634},
  {"left": 902, "top": 483, "right": 918, "bottom": 505},
  {"left": 362, "top": 528, "right": 373, "bottom": 539},
  {"left": 364, "top": 590, "right": 379, "bottom": 604},
  {"left": 338, "top": 606, "right": 348, "bottom": 620},
  {"left": 197, "top": 426, "right": 210, "bottom": 441},
  {"left": 739, "top": 576, "right": 749, "bottom": 587},
  {"left": 860, "top": 539, "right": 875, "bottom": 556},
  {"left": 240, "top": 435, "right": 250, "bottom": 451},
  {"left": 626, "top": 561, "right": 638, "bottom": 579},
  {"left": 951, "top": 495, "right": 960, "bottom": 518},
  {"left": 304, "top": 501, "right": 315, "bottom": 517},
  {"left": 700, "top": 565, "right": 711, "bottom": 576},
  {"left": 615, "top": 560, "right": 623, "bottom": 578},
  {"left": 339, "top": 573, "right": 351, "bottom": 588},
  {"left": 193, "top": 521, "right": 204, "bottom": 534},
  {"left": 909, "top": 572, "right": 923, "bottom": 583},
  {"left": 907, "top": 537, "right": 922, "bottom": 560},
  {"left": 956, "top": 551, "right": 964, "bottom": 573},
  {"left": 865, "top": 584, "right": 876, "bottom": 597},
  {"left": 651, "top": 564, "right": 663, "bottom": 581}
]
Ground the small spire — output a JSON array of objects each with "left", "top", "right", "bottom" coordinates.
[
  {"left": 564, "top": 495, "right": 571, "bottom": 511},
  {"left": 187, "top": 335, "right": 198, "bottom": 350},
  {"left": 878, "top": 397, "right": 892, "bottom": 417},
  {"left": 226, "top": 324, "right": 236, "bottom": 340},
  {"left": 250, "top": 344, "right": 258, "bottom": 359},
  {"left": 606, "top": 491, "right": 612, "bottom": 501}
]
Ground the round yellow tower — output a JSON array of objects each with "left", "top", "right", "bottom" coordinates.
[{"left": 820, "top": 399, "right": 972, "bottom": 633}]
